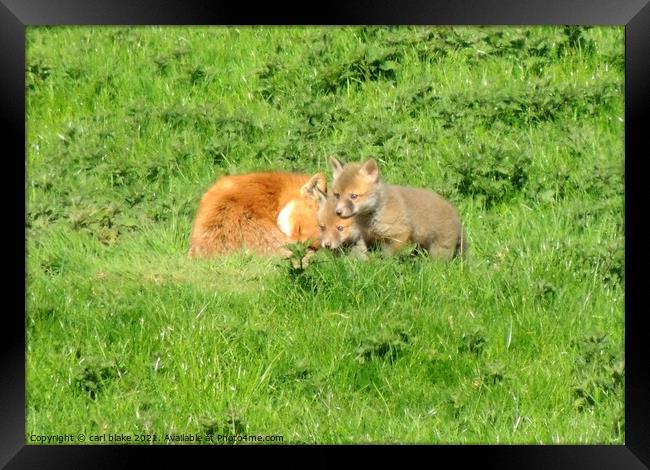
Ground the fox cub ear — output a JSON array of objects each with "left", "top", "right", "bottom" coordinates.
[
  {"left": 359, "top": 158, "right": 379, "bottom": 182},
  {"left": 301, "top": 172, "right": 328, "bottom": 206},
  {"left": 329, "top": 155, "right": 345, "bottom": 179}
]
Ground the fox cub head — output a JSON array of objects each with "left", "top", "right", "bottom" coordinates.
[
  {"left": 329, "top": 156, "right": 381, "bottom": 219},
  {"left": 318, "top": 197, "right": 362, "bottom": 252},
  {"left": 303, "top": 174, "right": 361, "bottom": 252}
]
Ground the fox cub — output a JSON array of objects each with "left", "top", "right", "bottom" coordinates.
[
  {"left": 329, "top": 157, "right": 467, "bottom": 259},
  {"left": 189, "top": 172, "right": 326, "bottom": 257},
  {"left": 305, "top": 180, "right": 364, "bottom": 255}
]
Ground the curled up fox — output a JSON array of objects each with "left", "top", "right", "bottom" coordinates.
[
  {"left": 320, "top": 156, "right": 468, "bottom": 260},
  {"left": 188, "top": 171, "right": 326, "bottom": 257}
]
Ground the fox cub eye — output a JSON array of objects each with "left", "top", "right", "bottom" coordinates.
[
  {"left": 319, "top": 225, "right": 325, "bottom": 231},
  {"left": 350, "top": 193, "right": 358, "bottom": 200},
  {"left": 336, "top": 225, "right": 344, "bottom": 231},
  {"left": 333, "top": 193, "right": 340, "bottom": 200}
]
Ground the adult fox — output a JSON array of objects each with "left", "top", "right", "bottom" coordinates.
[{"left": 189, "top": 171, "right": 326, "bottom": 257}]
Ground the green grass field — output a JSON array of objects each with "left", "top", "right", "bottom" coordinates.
[{"left": 26, "top": 26, "right": 624, "bottom": 444}]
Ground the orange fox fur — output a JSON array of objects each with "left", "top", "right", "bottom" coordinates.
[{"left": 189, "top": 171, "right": 326, "bottom": 257}]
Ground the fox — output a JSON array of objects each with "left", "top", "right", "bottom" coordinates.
[
  {"left": 308, "top": 182, "right": 365, "bottom": 256},
  {"left": 188, "top": 171, "right": 326, "bottom": 257},
  {"left": 329, "top": 156, "right": 468, "bottom": 260}
]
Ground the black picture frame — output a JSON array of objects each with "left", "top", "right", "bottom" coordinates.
[{"left": 3, "top": 0, "right": 648, "bottom": 467}]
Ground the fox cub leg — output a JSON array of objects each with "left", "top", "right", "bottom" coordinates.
[
  {"left": 350, "top": 238, "right": 370, "bottom": 260},
  {"left": 380, "top": 232, "right": 411, "bottom": 256},
  {"left": 426, "top": 232, "right": 461, "bottom": 261},
  {"left": 427, "top": 244, "right": 457, "bottom": 261}
]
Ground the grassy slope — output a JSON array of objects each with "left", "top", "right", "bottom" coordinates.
[{"left": 26, "top": 26, "right": 624, "bottom": 443}]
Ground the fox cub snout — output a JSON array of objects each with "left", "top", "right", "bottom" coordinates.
[{"left": 329, "top": 156, "right": 468, "bottom": 260}]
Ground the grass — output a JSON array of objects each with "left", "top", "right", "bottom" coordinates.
[{"left": 26, "top": 25, "right": 624, "bottom": 444}]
